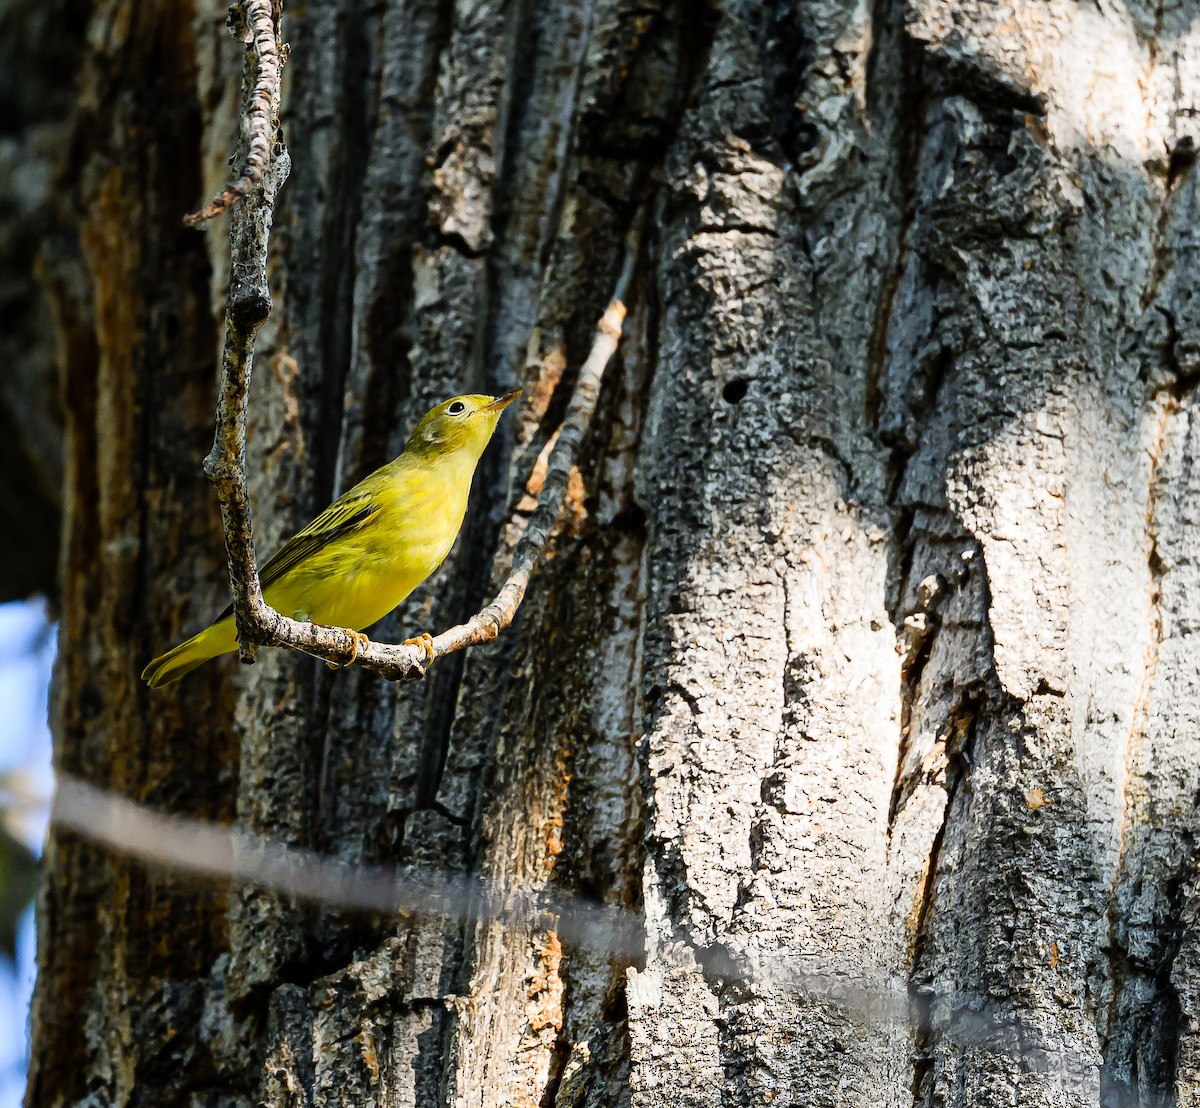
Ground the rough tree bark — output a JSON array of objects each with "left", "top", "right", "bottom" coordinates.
[{"left": 23, "top": 0, "right": 1200, "bottom": 1106}]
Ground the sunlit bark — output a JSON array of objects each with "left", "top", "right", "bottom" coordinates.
[{"left": 26, "top": 1, "right": 1200, "bottom": 1106}]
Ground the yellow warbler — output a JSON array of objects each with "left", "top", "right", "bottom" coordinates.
[{"left": 142, "top": 390, "right": 520, "bottom": 688}]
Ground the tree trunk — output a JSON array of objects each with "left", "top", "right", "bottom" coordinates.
[{"left": 26, "top": 0, "right": 1200, "bottom": 1106}]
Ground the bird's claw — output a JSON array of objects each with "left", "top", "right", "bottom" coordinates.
[
  {"left": 326, "top": 629, "right": 371, "bottom": 670},
  {"left": 402, "top": 632, "right": 436, "bottom": 673}
]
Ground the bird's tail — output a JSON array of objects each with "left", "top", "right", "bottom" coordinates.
[{"left": 141, "top": 619, "right": 237, "bottom": 688}]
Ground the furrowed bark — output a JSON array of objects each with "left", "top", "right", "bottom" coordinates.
[{"left": 27, "top": 0, "right": 1200, "bottom": 1106}]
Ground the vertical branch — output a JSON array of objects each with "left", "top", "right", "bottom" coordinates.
[
  {"left": 185, "top": 0, "right": 285, "bottom": 227},
  {"left": 199, "top": 1, "right": 290, "bottom": 664},
  {"left": 202, "top": 150, "right": 290, "bottom": 663}
]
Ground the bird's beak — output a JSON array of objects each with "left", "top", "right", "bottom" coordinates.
[{"left": 482, "top": 389, "right": 522, "bottom": 412}]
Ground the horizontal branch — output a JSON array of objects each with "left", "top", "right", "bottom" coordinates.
[
  {"left": 48, "top": 774, "right": 899, "bottom": 1023},
  {"left": 51, "top": 772, "right": 644, "bottom": 968}
]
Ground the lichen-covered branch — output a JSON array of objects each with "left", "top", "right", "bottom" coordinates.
[
  {"left": 203, "top": 8, "right": 645, "bottom": 680},
  {"left": 184, "top": 0, "right": 282, "bottom": 226}
]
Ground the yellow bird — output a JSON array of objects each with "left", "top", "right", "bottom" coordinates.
[{"left": 142, "top": 390, "right": 520, "bottom": 688}]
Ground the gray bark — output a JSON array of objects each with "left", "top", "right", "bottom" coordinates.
[{"left": 25, "top": 0, "right": 1200, "bottom": 1106}]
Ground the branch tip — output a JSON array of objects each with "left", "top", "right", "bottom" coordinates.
[{"left": 184, "top": 0, "right": 282, "bottom": 225}]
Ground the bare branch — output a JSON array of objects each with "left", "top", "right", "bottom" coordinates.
[
  {"left": 202, "top": 62, "right": 647, "bottom": 680},
  {"left": 201, "top": 7, "right": 289, "bottom": 666},
  {"left": 48, "top": 774, "right": 901, "bottom": 1023},
  {"left": 184, "top": 1, "right": 283, "bottom": 227},
  {"left": 423, "top": 208, "right": 648, "bottom": 665},
  {"left": 50, "top": 772, "right": 645, "bottom": 969}
]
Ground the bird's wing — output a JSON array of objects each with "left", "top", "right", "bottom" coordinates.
[
  {"left": 216, "top": 485, "right": 383, "bottom": 620},
  {"left": 260, "top": 491, "right": 382, "bottom": 589}
]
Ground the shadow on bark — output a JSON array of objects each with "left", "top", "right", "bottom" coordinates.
[{"left": 21, "top": 0, "right": 1200, "bottom": 1106}]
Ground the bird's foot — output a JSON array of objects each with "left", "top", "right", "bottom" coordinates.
[
  {"left": 326, "top": 629, "right": 371, "bottom": 670},
  {"left": 402, "top": 632, "right": 436, "bottom": 673}
]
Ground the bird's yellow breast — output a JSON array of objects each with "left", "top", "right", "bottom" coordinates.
[{"left": 264, "top": 459, "right": 470, "bottom": 631}]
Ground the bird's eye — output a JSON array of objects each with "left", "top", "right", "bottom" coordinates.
[{"left": 447, "top": 401, "right": 467, "bottom": 416}]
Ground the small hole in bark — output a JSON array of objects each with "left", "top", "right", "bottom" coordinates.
[
  {"left": 785, "top": 119, "right": 821, "bottom": 162},
  {"left": 1169, "top": 137, "right": 1196, "bottom": 190},
  {"left": 723, "top": 379, "right": 749, "bottom": 404}
]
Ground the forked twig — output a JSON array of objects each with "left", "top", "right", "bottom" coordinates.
[{"left": 201, "top": 0, "right": 646, "bottom": 680}]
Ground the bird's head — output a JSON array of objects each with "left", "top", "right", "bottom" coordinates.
[{"left": 406, "top": 390, "right": 521, "bottom": 462}]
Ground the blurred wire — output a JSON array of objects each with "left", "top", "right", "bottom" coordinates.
[
  {"left": 38, "top": 769, "right": 1099, "bottom": 1089},
  {"left": 48, "top": 772, "right": 646, "bottom": 962}
]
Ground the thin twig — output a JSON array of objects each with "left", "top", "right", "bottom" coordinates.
[
  {"left": 424, "top": 206, "right": 648, "bottom": 666},
  {"left": 205, "top": 95, "right": 647, "bottom": 679},
  {"left": 184, "top": 1, "right": 283, "bottom": 226},
  {"left": 202, "top": 0, "right": 290, "bottom": 667}
]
